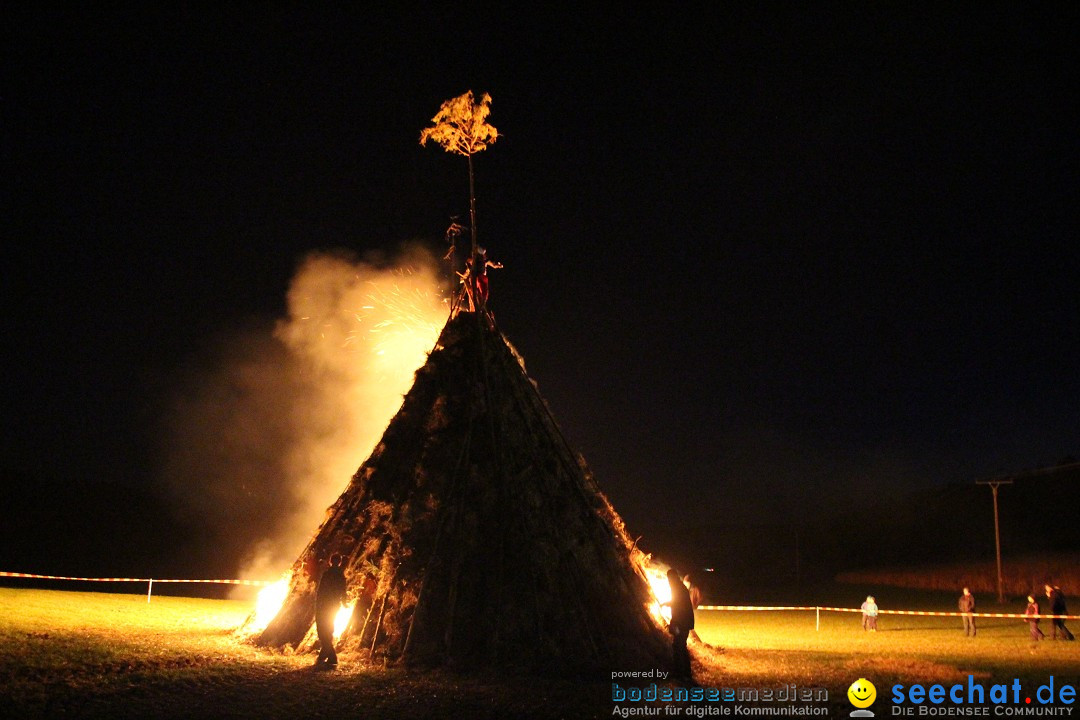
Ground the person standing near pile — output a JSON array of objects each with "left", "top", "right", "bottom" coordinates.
[
  {"left": 314, "top": 553, "right": 348, "bottom": 670},
  {"left": 663, "top": 568, "right": 695, "bottom": 682}
]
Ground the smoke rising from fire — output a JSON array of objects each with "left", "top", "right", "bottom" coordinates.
[{"left": 160, "top": 245, "right": 448, "bottom": 583}]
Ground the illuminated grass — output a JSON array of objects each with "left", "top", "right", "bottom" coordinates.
[
  {"left": 0, "top": 588, "right": 608, "bottom": 719},
  {"left": 0, "top": 588, "right": 296, "bottom": 714},
  {"left": 1, "top": 587, "right": 1077, "bottom": 718},
  {"left": 694, "top": 607, "right": 1080, "bottom": 701}
]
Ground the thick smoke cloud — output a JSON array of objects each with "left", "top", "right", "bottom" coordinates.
[{"left": 159, "top": 245, "right": 448, "bottom": 583}]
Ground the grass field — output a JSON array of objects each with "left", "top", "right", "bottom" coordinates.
[{"left": 1, "top": 586, "right": 1077, "bottom": 719}]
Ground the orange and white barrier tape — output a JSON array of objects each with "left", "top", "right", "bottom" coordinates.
[
  {"left": 697, "top": 605, "right": 818, "bottom": 612},
  {"left": 0, "top": 570, "right": 275, "bottom": 602},
  {"left": 820, "top": 605, "right": 1080, "bottom": 620},
  {"left": 697, "top": 604, "right": 1080, "bottom": 621},
  {"left": 0, "top": 571, "right": 272, "bottom": 586},
  {"left": 5, "top": 571, "right": 1078, "bottom": 620}
]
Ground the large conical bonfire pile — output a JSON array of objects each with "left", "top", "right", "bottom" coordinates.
[{"left": 255, "top": 310, "right": 671, "bottom": 672}]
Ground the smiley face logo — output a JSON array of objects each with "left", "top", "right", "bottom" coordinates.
[
  {"left": 847, "top": 678, "right": 877, "bottom": 708},
  {"left": 842, "top": 677, "right": 876, "bottom": 708}
]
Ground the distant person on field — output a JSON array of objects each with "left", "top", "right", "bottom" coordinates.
[
  {"left": 958, "top": 587, "right": 976, "bottom": 637},
  {"left": 662, "top": 568, "right": 695, "bottom": 681},
  {"left": 1045, "top": 584, "right": 1075, "bottom": 641},
  {"left": 861, "top": 595, "right": 878, "bottom": 631},
  {"left": 1025, "top": 595, "right": 1045, "bottom": 641},
  {"left": 314, "top": 553, "right": 348, "bottom": 669}
]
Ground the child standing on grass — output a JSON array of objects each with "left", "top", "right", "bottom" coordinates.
[
  {"left": 959, "top": 587, "right": 977, "bottom": 637},
  {"left": 1025, "top": 595, "right": 1045, "bottom": 641},
  {"left": 861, "top": 595, "right": 878, "bottom": 631}
]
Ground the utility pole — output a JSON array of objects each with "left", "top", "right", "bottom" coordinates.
[
  {"left": 975, "top": 479, "right": 1013, "bottom": 603},
  {"left": 973, "top": 462, "right": 1080, "bottom": 603}
]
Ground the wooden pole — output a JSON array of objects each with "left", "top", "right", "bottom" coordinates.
[
  {"left": 973, "top": 462, "right": 1080, "bottom": 602},
  {"left": 976, "top": 479, "right": 1012, "bottom": 603},
  {"left": 468, "top": 152, "right": 477, "bottom": 264}
]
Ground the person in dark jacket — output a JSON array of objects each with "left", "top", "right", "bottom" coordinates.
[
  {"left": 1025, "top": 595, "right": 1045, "bottom": 641},
  {"left": 314, "top": 553, "right": 348, "bottom": 669},
  {"left": 1045, "top": 584, "right": 1075, "bottom": 641},
  {"left": 958, "top": 587, "right": 976, "bottom": 637},
  {"left": 663, "top": 568, "right": 695, "bottom": 681}
]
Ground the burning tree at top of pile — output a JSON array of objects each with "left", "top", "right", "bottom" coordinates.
[
  {"left": 253, "top": 311, "right": 671, "bottom": 672},
  {"left": 419, "top": 90, "right": 498, "bottom": 266}
]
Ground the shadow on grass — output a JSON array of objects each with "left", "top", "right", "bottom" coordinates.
[
  {"left": 878, "top": 626, "right": 961, "bottom": 633},
  {"left": 879, "top": 621, "right": 1017, "bottom": 633}
]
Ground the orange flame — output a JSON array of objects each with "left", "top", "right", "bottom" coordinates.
[
  {"left": 333, "top": 603, "right": 353, "bottom": 640},
  {"left": 251, "top": 575, "right": 290, "bottom": 631},
  {"left": 644, "top": 562, "right": 673, "bottom": 624}
]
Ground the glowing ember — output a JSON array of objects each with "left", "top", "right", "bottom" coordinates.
[
  {"left": 252, "top": 576, "right": 289, "bottom": 630},
  {"left": 333, "top": 603, "right": 353, "bottom": 640}
]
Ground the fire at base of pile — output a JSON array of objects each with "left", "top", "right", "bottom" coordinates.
[
  {"left": 243, "top": 312, "right": 693, "bottom": 673},
  {"left": 239, "top": 549, "right": 722, "bottom": 672},
  {"left": 239, "top": 558, "right": 712, "bottom": 667}
]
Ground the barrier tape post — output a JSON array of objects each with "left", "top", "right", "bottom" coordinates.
[
  {"left": 147, "top": 578, "right": 153, "bottom": 603},
  {"left": 816, "top": 605, "right": 820, "bottom": 631}
]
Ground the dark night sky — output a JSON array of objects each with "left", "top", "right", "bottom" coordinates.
[{"left": 4, "top": 5, "right": 1078, "bottom": 576}]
